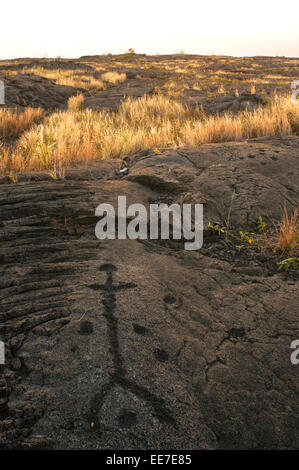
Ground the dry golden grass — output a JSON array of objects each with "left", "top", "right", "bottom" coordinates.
[
  {"left": 181, "top": 95, "right": 298, "bottom": 145},
  {"left": 118, "top": 94, "right": 187, "bottom": 122},
  {"left": 0, "top": 107, "right": 43, "bottom": 139},
  {"left": 101, "top": 72, "right": 127, "bottom": 84},
  {"left": 275, "top": 207, "right": 298, "bottom": 254},
  {"left": 1, "top": 94, "right": 298, "bottom": 175},
  {"left": 68, "top": 93, "right": 84, "bottom": 111},
  {"left": 21, "top": 66, "right": 106, "bottom": 91}
]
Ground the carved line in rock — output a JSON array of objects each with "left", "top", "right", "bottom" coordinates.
[{"left": 88, "top": 264, "right": 176, "bottom": 432}]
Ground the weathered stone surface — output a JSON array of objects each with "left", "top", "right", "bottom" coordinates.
[
  {"left": 84, "top": 82, "right": 154, "bottom": 112},
  {"left": 194, "top": 163, "right": 297, "bottom": 229},
  {"left": 125, "top": 150, "right": 196, "bottom": 193},
  {"left": 180, "top": 136, "right": 299, "bottom": 190},
  {"left": 0, "top": 74, "right": 81, "bottom": 110},
  {"left": 0, "top": 137, "right": 298, "bottom": 450}
]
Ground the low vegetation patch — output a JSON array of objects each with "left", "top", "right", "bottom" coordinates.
[
  {"left": 0, "top": 107, "right": 43, "bottom": 139},
  {"left": 21, "top": 66, "right": 107, "bottom": 91},
  {"left": 0, "top": 94, "right": 298, "bottom": 175},
  {"left": 68, "top": 93, "right": 85, "bottom": 111},
  {"left": 208, "top": 208, "right": 298, "bottom": 271},
  {"left": 101, "top": 72, "right": 127, "bottom": 84},
  {"left": 274, "top": 207, "right": 298, "bottom": 255}
]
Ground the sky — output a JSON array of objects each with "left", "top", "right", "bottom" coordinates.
[{"left": 1, "top": 0, "right": 298, "bottom": 59}]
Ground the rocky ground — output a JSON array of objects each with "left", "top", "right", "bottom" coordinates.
[
  {"left": 0, "top": 135, "right": 298, "bottom": 449},
  {"left": 1, "top": 54, "right": 298, "bottom": 113}
]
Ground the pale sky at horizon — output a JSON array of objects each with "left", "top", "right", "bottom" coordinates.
[{"left": 1, "top": 0, "right": 299, "bottom": 59}]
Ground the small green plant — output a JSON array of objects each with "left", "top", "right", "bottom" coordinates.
[
  {"left": 257, "top": 216, "right": 268, "bottom": 239},
  {"left": 208, "top": 221, "right": 255, "bottom": 251},
  {"left": 239, "top": 231, "right": 254, "bottom": 245},
  {"left": 277, "top": 257, "right": 299, "bottom": 271},
  {"left": 208, "top": 222, "right": 228, "bottom": 237}
]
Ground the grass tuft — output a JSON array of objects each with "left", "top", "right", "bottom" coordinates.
[
  {"left": 68, "top": 93, "right": 84, "bottom": 111},
  {"left": 275, "top": 207, "right": 298, "bottom": 254},
  {"left": 0, "top": 107, "right": 43, "bottom": 139},
  {"left": 0, "top": 94, "right": 298, "bottom": 175},
  {"left": 101, "top": 72, "right": 127, "bottom": 84}
]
